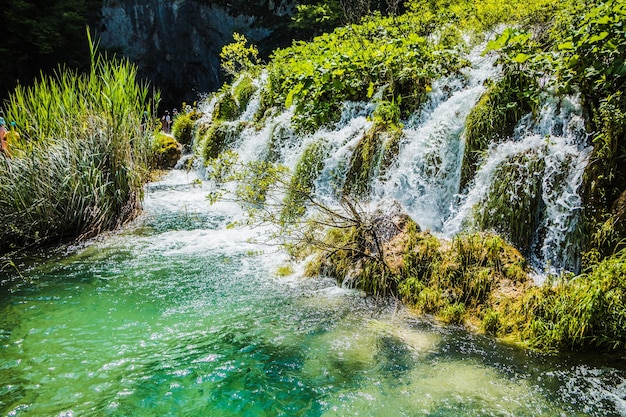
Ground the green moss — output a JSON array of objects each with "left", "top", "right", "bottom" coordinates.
[
  {"left": 281, "top": 139, "right": 330, "bottom": 221},
  {"left": 233, "top": 75, "right": 257, "bottom": 111},
  {"left": 308, "top": 217, "right": 529, "bottom": 325},
  {"left": 344, "top": 126, "right": 385, "bottom": 198},
  {"left": 266, "top": 123, "right": 293, "bottom": 163},
  {"left": 378, "top": 128, "right": 404, "bottom": 176},
  {"left": 211, "top": 77, "right": 259, "bottom": 123},
  {"left": 300, "top": 202, "right": 626, "bottom": 351},
  {"left": 212, "top": 87, "right": 239, "bottom": 122},
  {"left": 461, "top": 68, "right": 537, "bottom": 189},
  {"left": 172, "top": 109, "right": 201, "bottom": 146},
  {"left": 276, "top": 264, "right": 295, "bottom": 276},
  {"left": 151, "top": 132, "right": 182, "bottom": 168},
  {"left": 472, "top": 149, "right": 545, "bottom": 253},
  {"left": 200, "top": 122, "right": 243, "bottom": 162}
]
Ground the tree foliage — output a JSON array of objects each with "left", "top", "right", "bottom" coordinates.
[
  {"left": 0, "top": 0, "right": 101, "bottom": 102},
  {"left": 220, "top": 33, "right": 260, "bottom": 79}
]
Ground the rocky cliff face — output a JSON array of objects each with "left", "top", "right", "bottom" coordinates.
[{"left": 97, "top": 0, "right": 296, "bottom": 108}]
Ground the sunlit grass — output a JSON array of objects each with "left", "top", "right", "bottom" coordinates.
[{"left": 0, "top": 32, "right": 159, "bottom": 255}]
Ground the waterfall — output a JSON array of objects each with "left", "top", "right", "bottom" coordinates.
[
  {"left": 198, "top": 45, "right": 592, "bottom": 276},
  {"left": 443, "top": 93, "right": 591, "bottom": 277},
  {"left": 372, "top": 48, "right": 499, "bottom": 230}
]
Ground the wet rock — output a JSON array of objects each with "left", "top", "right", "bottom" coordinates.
[{"left": 98, "top": 0, "right": 296, "bottom": 107}]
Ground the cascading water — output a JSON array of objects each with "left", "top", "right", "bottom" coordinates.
[
  {"left": 1, "top": 19, "right": 625, "bottom": 417},
  {"left": 371, "top": 47, "right": 499, "bottom": 231},
  {"left": 210, "top": 43, "right": 591, "bottom": 275},
  {"left": 442, "top": 93, "right": 591, "bottom": 277},
  {"left": 2, "top": 167, "right": 625, "bottom": 416}
]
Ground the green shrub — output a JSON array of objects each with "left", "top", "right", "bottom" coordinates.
[
  {"left": 172, "top": 109, "right": 201, "bottom": 146},
  {"left": 264, "top": 11, "right": 466, "bottom": 132},
  {"left": 151, "top": 133, "right": 182, "bottom": 168}
]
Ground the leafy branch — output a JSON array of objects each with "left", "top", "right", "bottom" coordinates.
[{"left": 206, "top": 153, "right": 404, "bottom": 293}]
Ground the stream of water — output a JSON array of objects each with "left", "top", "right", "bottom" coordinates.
[{"left": 1, "top": 170, "right": 626, "bottom": 416}]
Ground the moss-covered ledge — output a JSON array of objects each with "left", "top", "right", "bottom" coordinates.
[{"left": 303, "top": 210, "right": 626, "bottom": 353}]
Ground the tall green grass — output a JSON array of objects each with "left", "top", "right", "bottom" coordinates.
[{"left": 0, "top": 34, "right": 158, "bottom": 255}]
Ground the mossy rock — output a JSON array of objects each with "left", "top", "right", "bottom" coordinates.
[
  {"left": 151, "top": 133, "right": 182, "bottom": 168},
  {"left": 472, "top": 149, "right": 545, "bottom": 254},
  {"left": 344, "top": 125, "right": 385, "bottom": 198},
  {"left": 233, "top": 75, "right": 257, "bottom": 111},
  {"left": 379, "top": 127, "right": 404, "bottom": 177},
  {"left": 305, "top": 204, "right": 420, "bottom": 296},
  {"left": 212, "top": 89, "right": 239, "bottom": 121},
  {"left": 281, "top": 138, "right": 330, "bottom": 221},
  {"left": 172, "top": 109, "right": 202, "bottom": 146},
  {"left": 212, "top": 77, "right": 258, "bottom": 123},
  {"left": 461, "top": 68, "right": 536, "bottom": 189},
  {"left": 200, "top": 122, "right": 244, "bottom": 162},
  {"left": 266, "top": 122, "right": 294, "bottom": 163}
]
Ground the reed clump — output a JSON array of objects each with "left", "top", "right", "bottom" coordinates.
[
  {"left": 0, "top": 37, "right": 157, "bottom": 255},
  {"left": 490, "top": 248, "right": 626, "bottom": 351}
]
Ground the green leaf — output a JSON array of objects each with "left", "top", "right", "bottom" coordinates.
[
  {"left": 367, "top": 82, "right": 375, "bottom": 99},
  {"left": 592, "top": 16, "right": 611, "bottom": 25},
  {"left": 512, "top": 53, "right": 530, "bottom": 64},
  {"left": 588, "top": 32, "right": 609, "bottom": 44},
  {"left": 558, "top": 41, "right": 574, "bottom": 51}
]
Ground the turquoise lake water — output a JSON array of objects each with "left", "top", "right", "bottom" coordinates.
[{"left": 1, "top": 171, "right": 625, "bottom": 416}]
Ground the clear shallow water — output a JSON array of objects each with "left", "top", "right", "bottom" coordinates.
[{"left": 1, "top": 171, "right": 626, "bottom": 416}]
